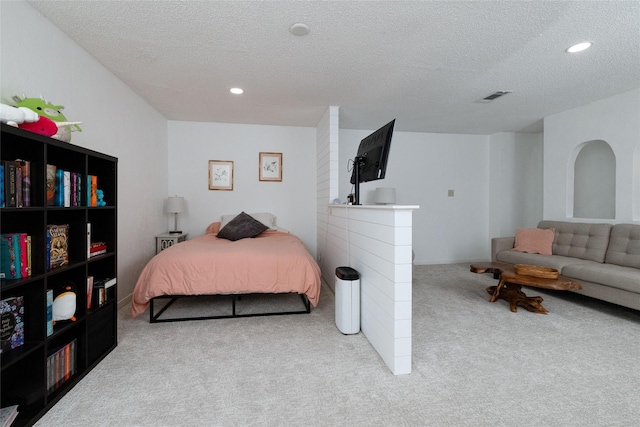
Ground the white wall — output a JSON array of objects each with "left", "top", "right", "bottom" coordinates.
[
  {"left": 488, "top": 132, "right": 544, "bottom": 238},
  {"left": 167, "top": 121, "right": 318, "bottom": 254},
  {"left": 544, "top": 88, "right": 640, "bottom": 223},
  {"left": 316, "top": 107, "right": 340, "bottom": 283},
  {"left": 0, "top": 1, "right": 168, "bottom": 303},
  {"left": 339, "top": 129, "right": 492, "bottom": 264}
]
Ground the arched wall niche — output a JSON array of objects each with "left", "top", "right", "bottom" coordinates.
[{"left": 571, "top": 140, "right": 616, "bottom": 219}]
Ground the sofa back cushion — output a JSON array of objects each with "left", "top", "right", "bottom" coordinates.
[
  {"left": 605, "top": 224, "right": 640, "bottom": 269},
  {"left": 538, "top": 221, "right": 612, "bottom": 263}
]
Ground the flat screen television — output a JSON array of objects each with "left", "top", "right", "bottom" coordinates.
[{"left": 349, "top": 119, "right": 395, "bottom": 205}]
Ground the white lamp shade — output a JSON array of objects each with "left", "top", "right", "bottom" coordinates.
[
  {"left": 375, "top": 187, "right": 396, "bottom": 204},
  {"left": 166, "top": 196, "right": 185, "bottom": 213}
]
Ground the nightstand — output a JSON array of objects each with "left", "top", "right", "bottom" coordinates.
[{"left": 156, "top": 232, "right": 188, "bottom": 253}]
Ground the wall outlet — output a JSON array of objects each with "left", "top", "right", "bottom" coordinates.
[{"left": 448, "top": 189, "right": 455, "bottom": 197}]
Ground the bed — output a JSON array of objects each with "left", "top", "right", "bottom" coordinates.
[{"left": 131, "top": 213, "right": 321, "bottom": 322}]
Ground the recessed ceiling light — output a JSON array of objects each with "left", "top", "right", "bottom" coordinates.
[
  {"left": 230, "top": 88, "right": 244, "bottom": 95},
  {"left": 566, "top": 42, "right": 592, "bottom": 53},
  {"left": 289, "top": 23, "right": 310, "bottom": 36}
]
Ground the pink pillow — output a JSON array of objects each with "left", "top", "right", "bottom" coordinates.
[
  {"left": 205, "top": 221, "right": 221, "bottom": 234},
  {"left": 513, "top": 228, "right": 555, "bottom": 255}
]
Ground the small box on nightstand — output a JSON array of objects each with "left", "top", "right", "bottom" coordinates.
[{"left": 156, "top": 232, "right": 188, "bottom": 253}]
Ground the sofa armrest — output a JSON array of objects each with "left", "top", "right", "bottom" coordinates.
[{"left": 491, "top": 237, "right": 515, "bottom": 262}]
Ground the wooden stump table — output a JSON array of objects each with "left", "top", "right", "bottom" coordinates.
[{"left": 470, "top": 262, "right": 582, "bottom": 314}]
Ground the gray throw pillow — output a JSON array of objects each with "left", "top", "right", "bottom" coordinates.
[{"left": 217, "top": 211, "right": 268, "bottom": 241}]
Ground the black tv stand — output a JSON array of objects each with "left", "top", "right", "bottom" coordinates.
[{"left": 353, "top": 156, "right": 365, "bottom": 205}]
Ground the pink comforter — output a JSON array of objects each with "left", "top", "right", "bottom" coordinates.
[{"left": 131, "top": 230, "right": 321, "bottom": 317}]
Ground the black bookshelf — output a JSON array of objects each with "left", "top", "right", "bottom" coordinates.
[{"left": 1, "top": 124, "right": 118, "bottom": 426}]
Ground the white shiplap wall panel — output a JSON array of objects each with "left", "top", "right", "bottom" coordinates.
[{"left": 327, "top": 204, "right": 418, "bottom": 375}]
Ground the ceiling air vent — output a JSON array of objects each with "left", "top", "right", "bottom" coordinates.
[{"left": 478, "top": 90, "right": 512, "bottom": 103}]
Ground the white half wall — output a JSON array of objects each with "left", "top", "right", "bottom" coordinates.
[
  {"left": 327, "top": 205, "right": 418, "bottom": 375},
  {"left": 167, "top": 121, "right": 318, "bottom": 254},
  {"left": 1, "top": 1, "right": 168, "bottom": 303}
]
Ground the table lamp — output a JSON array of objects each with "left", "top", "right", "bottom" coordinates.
[{"left": 166, "top": 196, "right": 185, "bottom": 234}]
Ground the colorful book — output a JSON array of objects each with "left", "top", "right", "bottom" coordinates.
[
  {"left": 46, "top": 164, "right": 57, "bottom": 205},
  {"left": 90, "top": 175, "right": 98, "bottom": 207},
  {"left": 0, "top": 296, "right": 25, "bottom": 353},
  {"left": 47, "top": 224, "right": 69, "bottom": 270},
  {"left": 46, "top": 339, "right": 77, "bottom": 393},
  {"left": 55, "top": 168, "right": 64, "bottom": 207},
  {"left": 87, "top": 276, "right": 94, "bottom": 309},
  {"left": 92, "top": 278, "right": 115, "bottom": 307},
  {"left": 76, "top": 174, "right": 82, "bottom": 206},
  {"left": 87, "top": 223, "right": 91, "bottom": 259},
  {"left": 71, "top": 172, "right": 77, "bottom": 206},
  {"left": 86, "top": 174, "right": 92, "bottom": 206},
  {"left": 17, "top": 159, "right": 31, "bottom": 207},
  {"left": 89, "top": 242, "right": 107, "bottom": 257},
  {"left": 26, "top": 235, "right": 32, "bottom": 277},
  {"left": 18, "top": 233, "right": 30, "bottom": 277},
  {"left": 63, "top": 170, "right": 71, "bottom": 207},
  {"left": 3, "top": 161, "right": 16, "bottom": 207},
  {"left": 47, "top": 289, "right": 54, "bottom": 336},
  {"left": 0, "top": 163, "right": 4, "bottom": 207},
  {"left": 0, "top": 234, "right": 22, "bottom": 279},
  {"left": 14, "top": 163, "right": 22, "bottom": 207}
]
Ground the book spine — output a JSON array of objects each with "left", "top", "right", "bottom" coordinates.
[
  {"left": 19, "top": 159, "right": 31, "bottom": 207},
  {"left": 46, "top": 228, "right": 51, "bottom": 270},
  {"left": 47, "top": 354, "right": 52, "bottom": 393},
  {"left": 71, "top": 172, "right": 77, "bottom": 206},
  {"left": 0, "top": 235, "right": 9, "bottom": 278},
  {"left": 71, "top": 339, "right": 77, "bottom": 376},
  {"left": 47, "top": 164, "right": 57, "bottom": 206},
  {"left": 55, "top": 349, "right": 62, "bottom": 389},
  {"left": 18, "top": 233, "right": 29, "bottom": 277},
  {"left": 76, "top": 174, "right": 82, "bottom": 207},
  {"left": 87, "top": 223, "right": 91, "bottom": 259},
  {"left": 0, "top": 163, "right": 4, "bottom": 207},
  {"left": 11, "top": 234, "right": 21, "bottom": 279},
  {"left": 26, "top": 235, "right": 32, "bottom": 276},
  {"left": 87, "top": 276, "right": 93, "bottom": 309},
  {"left": 47, "top": 289, "right": 54, "bottom": 336},
  {"left": 86, "top": 175, "right": 92, "bottom": 207},
  {"left": 64, "top": 343, "right": 71, "bottom": 381},
  {"left": 55, "top": 169, "right": 64, "bottom": 207},
  {"left": 90, "top": 175, "right": 98, "bottom": 207},
  {"left": 14, "top": 163, "right": 22, "bottom": 207},
  {"left": 63, "top": 171, "right": 71, "bottom": 207},
  {"left": 4, "top": 161, "right": 17, "bottom": 207}
]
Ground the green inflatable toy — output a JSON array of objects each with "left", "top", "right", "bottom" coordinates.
[{"left": 12, "top": 95, "right": 81, "bottom": 142}]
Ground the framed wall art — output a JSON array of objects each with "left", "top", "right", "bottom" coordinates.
[
  {"left": 259, "top": 152, "right": 282, "bottom": 182},
  {"left": 208, "top": 160, "right": 234, "bottom": 190}
]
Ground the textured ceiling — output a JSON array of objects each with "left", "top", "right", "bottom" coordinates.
[{"left": 27, "top": 0, "right": 640, "bottom": 134}]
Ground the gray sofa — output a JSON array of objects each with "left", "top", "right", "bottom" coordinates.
[{"left": 491, "top": 221, "right": 640, "bottom": 311}]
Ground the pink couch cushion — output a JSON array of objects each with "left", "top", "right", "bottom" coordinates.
[{"left": 513, "top": 228, "right": 555, "bottom": 255}]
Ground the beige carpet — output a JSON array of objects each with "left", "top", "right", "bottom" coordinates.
[{"left": 35, "top": 263, "right": 640, "bottom": 426}]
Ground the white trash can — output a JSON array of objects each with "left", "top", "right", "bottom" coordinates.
[{"left": 335, "top": 266, "right": 360, "bottom": 334}]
